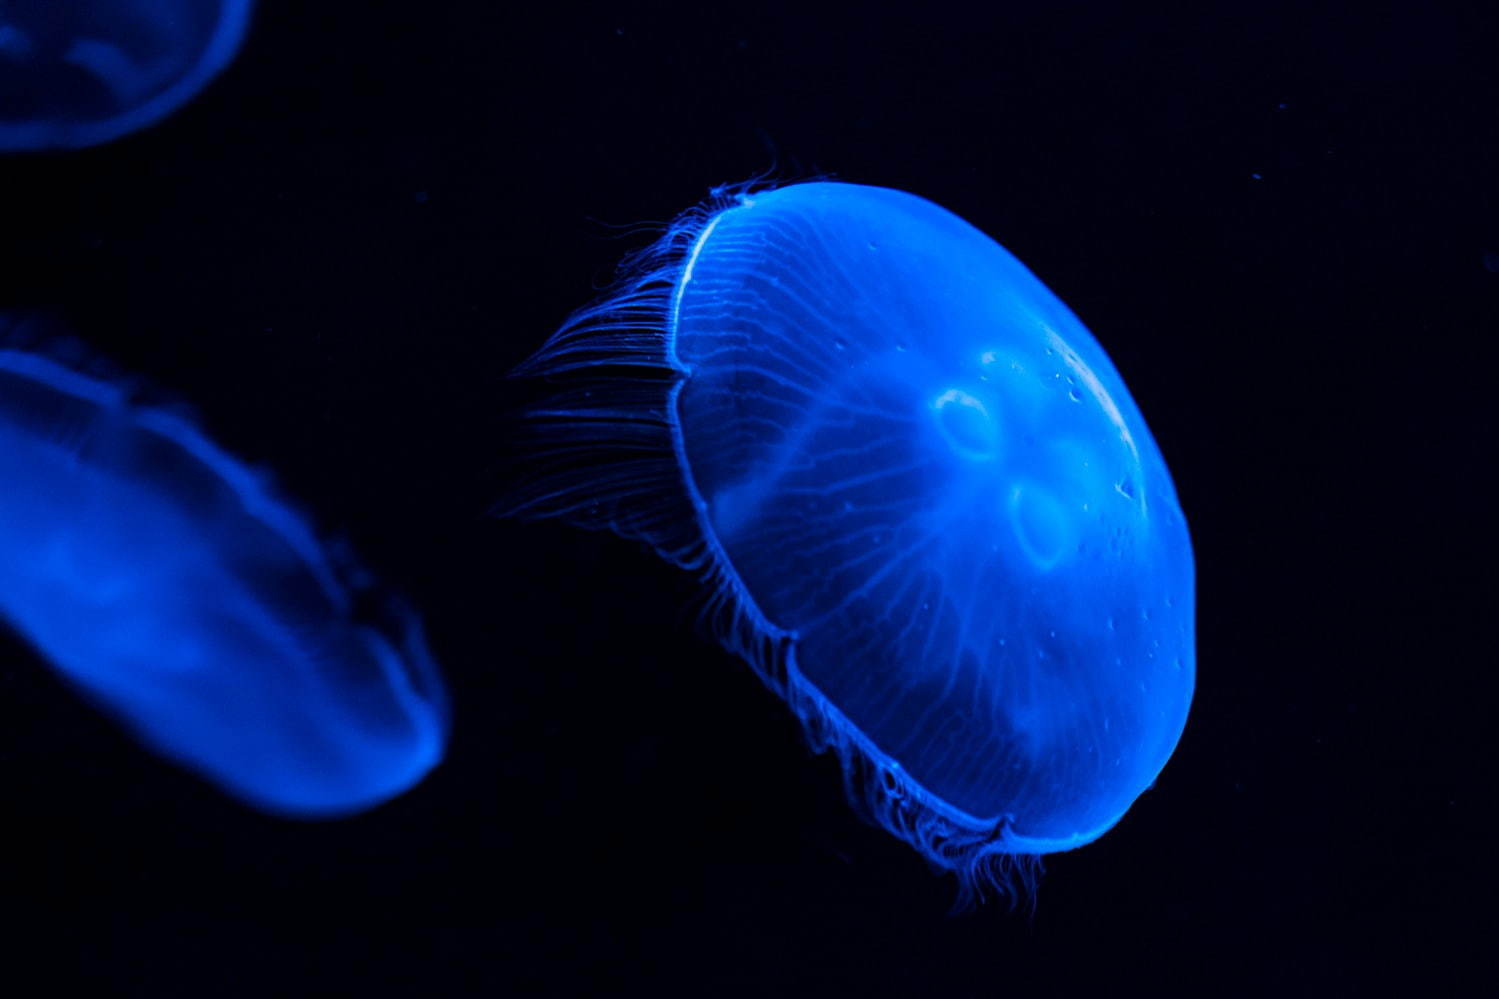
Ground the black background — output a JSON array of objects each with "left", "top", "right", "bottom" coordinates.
[{"left": 0, "top": 2, "right": 1491, "bottom": 994}]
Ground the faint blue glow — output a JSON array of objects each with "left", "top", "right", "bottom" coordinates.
[
  {"left": 0, "top": 1, "right": 255, "bottom": 150},
  {"left": 0, "top": 330, "right": 448, "bottom": 815}
]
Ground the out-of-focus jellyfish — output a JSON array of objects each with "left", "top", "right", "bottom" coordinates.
[
  {"left": 0, "top": 1, "right": 254, "bottom": 150},
  {"left": 0, "top": 324, "right": 448, "bottom": 816},
  {"left": 504, "top": 181, "right": 1195, "bottom": 896}
]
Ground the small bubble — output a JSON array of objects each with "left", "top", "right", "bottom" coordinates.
[
  {"left": 833, "top": 338, "right": 847, "bottom": 351},
  {"left": 1067, "top": 388, "right": 1082, "bottom": 402}
]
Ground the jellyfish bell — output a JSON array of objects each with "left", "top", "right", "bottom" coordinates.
[
  {"left": 0, "top": 326, "right": 448, "bottom": 816},
  {"left": 504, "top": 181, "right": 1195, "bottom": 897},
  {"left": 0, "top": 0, "right": 255, "bottom": 151}
]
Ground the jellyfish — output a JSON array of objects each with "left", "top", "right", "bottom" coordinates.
[
  {"left": 503, "top": 181, "right": 1195, "bottom": 895},
  {"left": 0, "top": 1, "right": 254, "bottom": 151},
  {"left": 0, "top": 327, "right": 448, "bottom": 816}
]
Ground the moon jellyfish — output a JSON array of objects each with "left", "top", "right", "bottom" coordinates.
[
  {"left": 504, "top": 181, "right": 1195, "bottom": 895},
  {"left": 0, "top": 330, "right": 448, "bottom": 815},
  {"left": 0, "top": 1, "right": 254, "bottom": 150}
]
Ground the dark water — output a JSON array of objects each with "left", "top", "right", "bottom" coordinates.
[{"left": 0, "top": 2, "right": 1489, "bottom": 994}]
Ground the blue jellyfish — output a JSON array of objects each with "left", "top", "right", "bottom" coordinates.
[
  {"left": 0, "top": 1, "right": 254, "bottom": 150},
  {"left": 0, "top": 328, "right": 448, "bottom": 816},
  {"left": 505, "top": 181, "right": 1195, "bottom": 895}
]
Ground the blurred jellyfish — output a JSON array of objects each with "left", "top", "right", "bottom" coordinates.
[
  {"left": 503, "top": 181, "right": 1195, "bottom": 897},
  {"left": 0, "top": 1, "right": 254, "bottom": 150},
  {"left": 0, "top": 322, "right": 447, "bottom": 815}
]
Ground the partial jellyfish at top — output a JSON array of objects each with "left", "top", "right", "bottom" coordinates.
[
  {"left": 0, "top": 1, "right": 255, "bottom": 151},
  {"left": 0, "top": 317, "right": 448, "bottom": 816},
  {"left": 503, "top": 181, "right": 1195, "bottom": 898}
]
